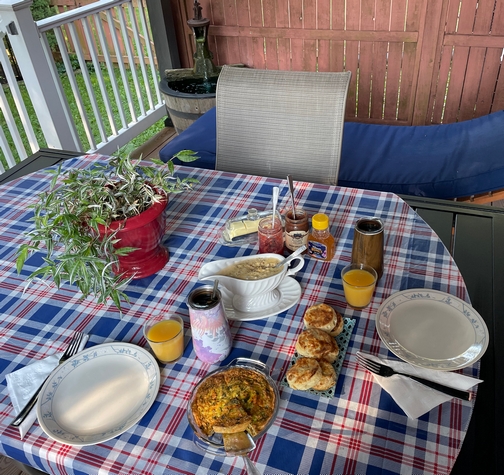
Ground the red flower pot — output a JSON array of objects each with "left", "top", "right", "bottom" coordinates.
[{"left": 98, "top": 197, "right": 169, "bottom": 279}]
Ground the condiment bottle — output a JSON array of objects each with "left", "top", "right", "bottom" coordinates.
[
  {"left": 307, "top": 213, "right": 336, "bottom": 261},
  {"left": 284, "top": 208, "right": 309, "bottom": 254}
]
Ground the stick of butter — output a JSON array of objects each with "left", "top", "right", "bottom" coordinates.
[{"left": 223, "top": 209, "right": 267, "bottom": 241}]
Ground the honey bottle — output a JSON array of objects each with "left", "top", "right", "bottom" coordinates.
[{"left": 307, "top": 213, "right": 336, "bottom": 261}]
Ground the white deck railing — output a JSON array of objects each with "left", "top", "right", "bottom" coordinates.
[{"left": 0, "top": 0, "right": 166, "bottom": 173}]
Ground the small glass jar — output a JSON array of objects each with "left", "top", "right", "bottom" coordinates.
[
  {"left": 284, "top": 208, "right": 309, "bottom": 254},
  {"left": 258, "top": 212, "right": 284, "bottom": 254},
  {"left": 307, "top": 213, "right": 336, "bottom": 261}
]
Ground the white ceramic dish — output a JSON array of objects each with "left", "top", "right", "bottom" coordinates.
[
  {"left": 36, "top": 342, "right": 160, "bottom": 446},
  {"left": 221, "top": 276, "right": 301, "bottom": 321},
  {"left": 375, "top": 289, "right": 488, "bottom": 370},
  {"left": 198, "top": 253, "right": 304, "bottom": 312}
]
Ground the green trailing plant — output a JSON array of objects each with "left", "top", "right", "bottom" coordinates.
[{"left": 16, "top": 149, "right": 199, "bottom": 311}]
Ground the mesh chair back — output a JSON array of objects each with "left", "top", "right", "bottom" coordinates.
[{"left": 215, "top": 66, "right": 351, "bottom": 185}]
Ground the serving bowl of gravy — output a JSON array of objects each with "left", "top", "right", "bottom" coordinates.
[{"left": 198, "top": 254, "right": 304, "bottom": 312}]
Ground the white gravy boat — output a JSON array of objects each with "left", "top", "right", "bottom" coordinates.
[{"left": 198, "top": 253, "right": 305, "bottom": 313}]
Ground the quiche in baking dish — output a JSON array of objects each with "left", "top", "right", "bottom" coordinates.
[{"left": 191, "top": 367, "right": 276, "bottom": 437}]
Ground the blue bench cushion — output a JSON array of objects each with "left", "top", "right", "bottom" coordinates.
[{"left": 160, "top": 107, "right": 504, "bottom": 199}]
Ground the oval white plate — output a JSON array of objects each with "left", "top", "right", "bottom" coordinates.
[
  {"left": 37, "top": 342, "right": 160, "bottom": 446},
  {"left": 220, "top": 276, "right": 302, "bottom": 321},
  {"left": 375, "top": 289, "right": 488, "bottom": 370}
]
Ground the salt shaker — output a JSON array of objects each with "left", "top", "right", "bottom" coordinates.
[
  {"left": 351, "top": 217, "right": 384, "bottom": 279},
  {"left": 187, "top": 285, "right": 232, "bottom": 364}
]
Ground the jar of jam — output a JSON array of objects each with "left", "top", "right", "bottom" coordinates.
[
  {"left": 284, "top": 208, "right": 309, "bottom": 254},
  {"left": 258, "top": 211, "right": 284, "bottom": 254}
]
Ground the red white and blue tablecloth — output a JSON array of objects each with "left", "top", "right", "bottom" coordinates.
[{"left": 0, "top": 155, "right": 476, "bottom": 475}]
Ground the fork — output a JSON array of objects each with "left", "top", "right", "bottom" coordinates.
[
  {"left": 356, "top": 353, "right": 472, "bottom": 401},
  {"left": 10, "top": 332, "right": 84, "bottom": 427}
]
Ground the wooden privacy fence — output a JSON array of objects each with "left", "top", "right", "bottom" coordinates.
[
  {"left": 171, "top": 0, "right": 504, "bottom": 125},
  {"left": 50, "top": 0, "right": 156, "bottom": 67}
]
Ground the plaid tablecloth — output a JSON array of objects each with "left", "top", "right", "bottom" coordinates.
[{"left": 0, "top": 155, "right": 476, "bottom": 475}]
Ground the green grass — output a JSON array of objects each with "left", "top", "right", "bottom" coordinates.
[{"left": 0, "top": 64, "right": 166, "bottom": 170}]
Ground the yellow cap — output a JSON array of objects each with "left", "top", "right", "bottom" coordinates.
[{"left": 312, "top": 213, "right": 329, "bottom": 230}]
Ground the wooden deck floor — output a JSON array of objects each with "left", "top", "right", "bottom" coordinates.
[{"left": 130, "top": 126, "right": 177, "bottom": 161}]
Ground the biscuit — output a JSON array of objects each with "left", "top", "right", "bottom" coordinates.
[
  {"left": 286, "top": 357, "right": 322, "bottom": 390},
  {"left": 311, "top": 359, "right": 337, "bottom": 391},
  {"left": 296, "top": 328, "right": 339, "bottom": 362},
  {"left": 303, "top": 303, "right": 337, "bottom": 332},
  {"left": 328, "top": 309, "right": 344, "bottom": 337},
  {"left": 323, "top": 340, "right": 339, "bottom": 363}
]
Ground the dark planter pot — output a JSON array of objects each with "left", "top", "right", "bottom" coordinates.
[{"left": 98, "top": 197, "right": 169, "bottom": 279}]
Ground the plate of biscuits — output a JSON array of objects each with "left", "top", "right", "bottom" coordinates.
[{"left": 282, "top": 303, "right": 355, "bottom": 398}]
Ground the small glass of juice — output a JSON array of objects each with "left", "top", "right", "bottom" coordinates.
[
  {"left": 341, "top": 263, "right": 378, "bottom": 309},
  {"left": 143, "top": 315, "right": 185, "bottom": 363}
]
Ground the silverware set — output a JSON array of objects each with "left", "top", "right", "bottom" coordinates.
[
  {"left": 356, "top": 353, "right": 472, "bottom": 401},
  {"left": 11, "top": 331, "right": 84, "bottom": 427}
]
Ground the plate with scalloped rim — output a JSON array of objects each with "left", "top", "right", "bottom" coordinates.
[
  {"left": 375, "top": 289, "right": 488, "bottom": 370},
  {"left": 37, "top": 342, "right": 160, "bottom": 446}
]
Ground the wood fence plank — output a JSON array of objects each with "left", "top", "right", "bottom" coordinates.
[
  {"left": 370, "top": 1, "right": 390, "bottom": 119},
  {"left": 458, "top": 0, "right": 479, "bottom": 33},
  {"left": 443, "top": 46, "right": 470, "bottom": 122},
  {"left": 275, "top": 0, "right": 290, "bottom": 70},
  {"left": 397, "top": 42, "right": 416, "bottom": 122},
  {"left": 382, "top": 0, "right": 406, "bottom": 121},
  {"left": 222, "top": 0, "right": 241, "bottom": 65},
  {"left": 249, "top": 1, "right": 266, "bottom": 69},
  {"left": 236, "top": 0, "right": 254, "bottom": 67},
  {"left": 458, "top": 46, "right": 487, "bottom": 121},
  {"left": 302, "top": 0, "right": 317, "bottom": 71},
  {"left": 491, "top": 0, "right": 504, "bottom": 113},
  {"left": 494, "top": 0, "right": 504, "bottom": 34},
  {"left": 475, "top": 48, "right": 502, "bottom": 116},
  {"left": 357, "top": 0, "right": 376, "bottom": 119},
  {"left": 263, "top": 0, "right": 279, "bottom": 69},
  {"left": 289, "top": 0, "right": 303, "bottom": 71},
  {"left": 411, "top": 0, "right": 444, "bottom": 125},
  {"left": 210, "top": 0, "right": 227, "bottom": 66},
  {"left": 430, "top": 44, "right": 453, "bottom": 123},
  {"left": 317, "top": 0, "right": 331, "bottom": 72},
  {"left": 328, "top": 0, "right": 345, "bottom": 74},
  {"left": 346, "top": 0, "right": 361, "bottom": 117},
  {"left": 474, "top": 0, "right": 498, "bottom": 33}
]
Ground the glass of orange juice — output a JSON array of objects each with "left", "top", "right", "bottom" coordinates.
[
  {"left": 341, "top": 263, "right": 378, "bottom": 309},
  {"left": 143, "top": 315, "right": 185, "bottom": 363}
]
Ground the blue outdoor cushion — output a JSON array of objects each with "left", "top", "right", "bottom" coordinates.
[{"left": 160, "top": 107, "right": 504, "bottom": 199}]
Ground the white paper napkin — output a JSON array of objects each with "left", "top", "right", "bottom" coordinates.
[
  {"left": 6, "top": 334, "right": 89, "bottom": 439},
  {"left": 357, "top": 351, "right": 482, "bottom": 419}
]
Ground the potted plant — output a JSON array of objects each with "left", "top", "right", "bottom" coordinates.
[{"left": 16, "top": 149, "right": 199, "bottom": 311}]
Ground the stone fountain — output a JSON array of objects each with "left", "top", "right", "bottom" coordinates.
[{"left": 159, "top": 1, "right": 221, "bottom": 133}]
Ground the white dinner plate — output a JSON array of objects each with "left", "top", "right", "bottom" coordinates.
[
  {"left": 375, "top": 289, "right": 488, "bottom": 370},
  {"left": 37, "top": 342, "right": 160, "bottom": 446},
  {"left": 221, "top": 277, "right": 302, "bottom": 321}
]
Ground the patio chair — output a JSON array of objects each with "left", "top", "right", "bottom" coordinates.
[{"left": 214, "top": 66, "right": 351, "bottom": 185}]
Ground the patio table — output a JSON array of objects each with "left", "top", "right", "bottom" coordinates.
[{"left": 0, "top": 154, "right": 482, "bottom": 475}]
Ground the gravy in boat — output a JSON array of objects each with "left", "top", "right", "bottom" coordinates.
[{"left": 218, "top": 257, "right": 282, "bottom": 280}]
